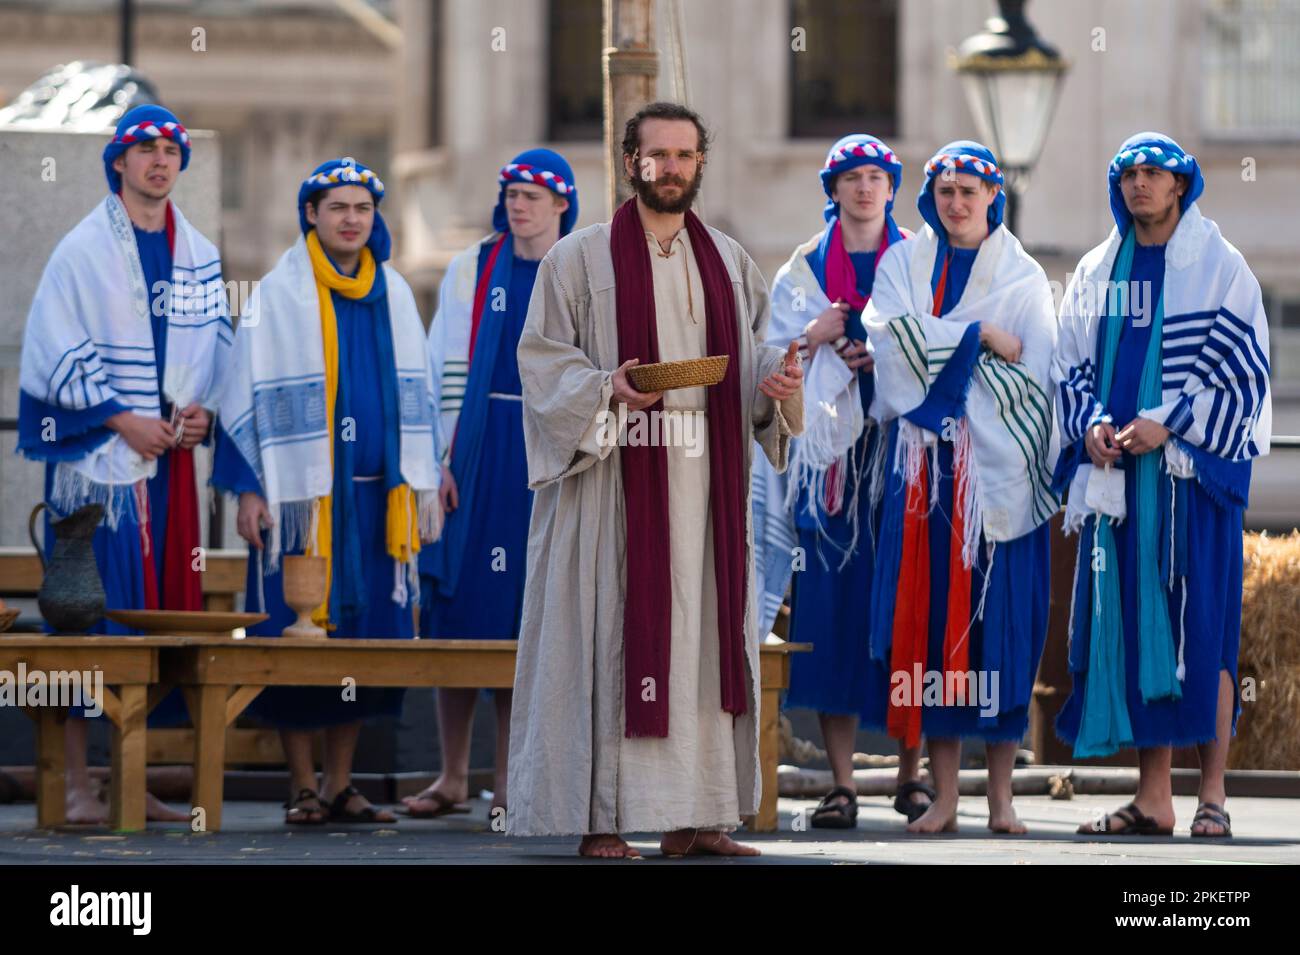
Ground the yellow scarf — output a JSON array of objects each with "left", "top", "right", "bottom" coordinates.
[{"left": 306, "top": 230, "right": 421, "bottom": 628}]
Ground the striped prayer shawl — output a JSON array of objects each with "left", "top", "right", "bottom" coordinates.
[
  {"left": 427, "top": 234, "right": 499, "bottom": 463},
  {"left": 18, "top": 194, "right": 230, "bottom": 523},
  {"left": 866, "top": 224, "right": 1060, "bottom": 545},
  {"left": 1053, "top": 203, "right": 1272, "bottom": 533}
]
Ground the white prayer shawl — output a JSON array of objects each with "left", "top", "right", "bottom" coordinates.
[
  {"left": 1054, "top": 203, "right": 1273, "bottom": 532},
  {"left": 752, "top": 231, "right": 866, "bottom": 634},
  {"left": 864, "top": 223, "right": 1060, "bottom": 546},
  {"left": 20, "top": 194, "right": 231, "bottom": 523},
  {"left": 426, "top": 233, "right": 497, "bottom": 463},
  {"left": 215, "top": 236, "right": 441, "bottom": 568}
]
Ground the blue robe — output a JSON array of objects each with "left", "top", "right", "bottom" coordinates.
[
  {"left": 1055, "top": 242, "right": 1243, "bottom": 749},
  {"left": 880, "top": 245, "right": 1051, "bottom": 742},
  {"left": 418, "top": 251, "right": 539, "bottom": 640},
  {"left": 213, "top": 267, "right": 411, "bottom": 729},
  {"left": 25, "top": 225, "right": 190, "bottom": 724},
  {"left": 785, "top": 250, "right": 890, "bottom": 723}
]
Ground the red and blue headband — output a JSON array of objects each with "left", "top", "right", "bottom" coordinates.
[
  {"left": 102, "top": 104, "right": 191, "bottom": 194},
  {"left": 819, "top": 133, "right": 902, "bottom": 224},
  {"left": 918, "top": 140, "right": 1006, "bottom": 238},
  {"left": 492, "top": 148, "right": 579, "bottom": 236}
]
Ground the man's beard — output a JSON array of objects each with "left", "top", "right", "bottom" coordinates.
[{"left": 631, "top": 167, "right": 704, "bottom": 214}]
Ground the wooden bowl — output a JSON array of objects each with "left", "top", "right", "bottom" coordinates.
[{"left": 103, "top": 609, "right": 268, "bottom": 637}]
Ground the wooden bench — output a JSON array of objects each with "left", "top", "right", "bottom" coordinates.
[
  {"left": 2, "top": 633, "right": 807, "bottom": 833},
  {"left": 0, "top": 546, "right": 248, "bottom": 610}
]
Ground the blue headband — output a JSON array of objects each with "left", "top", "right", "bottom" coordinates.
[
  {"left": 298, "top": 157, "right": 391, "bottom": 263},
  {"left": 818, "top": 133, "right": 903, "bottom": 224},
  {"left": 917, "top": 140, "right": 1005, "bottom": 239},
  {"left": 492, "top": 148, "right": 579, "bottom": 237},
  {"left": 1107, "top": 132, "right": 1203, "bottom": 234},
  {"left": 102, "top": 104, "right": 191, "bottom": 194}
]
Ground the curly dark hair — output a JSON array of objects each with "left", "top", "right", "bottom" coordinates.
[{"left": 621, "top": 101, "right": 712, "bottom": 159}]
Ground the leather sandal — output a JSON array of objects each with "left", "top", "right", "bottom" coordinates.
[{"left": 284, "top": 787, "right": 327, "bottom": 826}]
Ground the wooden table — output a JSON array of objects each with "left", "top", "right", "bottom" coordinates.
[
  {"left": 162, "top": 636, "right": 810, "bottom": 833},
  {"left": 2, "top": 633, "right": 807, "bottom": 834},
  {"left": 0, "top": 636, "right": 181, "bottom": 831}
]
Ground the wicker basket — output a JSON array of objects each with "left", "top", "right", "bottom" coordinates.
[{"left": 627, "top": 355, "right": 729, "bottom": 393}]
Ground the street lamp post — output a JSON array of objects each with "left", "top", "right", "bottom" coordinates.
[
  {"left": 951, "top": 0, "right": 1068, "bottom": 237},
  {"left": 120, "top": 0, "right": 135, "bottom": 67}
]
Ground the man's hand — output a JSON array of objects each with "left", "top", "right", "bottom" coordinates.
[
  {"left": 106, "top": 411, "right": 175, "bottom": 461},
  {"left": 979, "top": 324, "right": 1022, "bottom": 364},
  {"left": 236, "top": 492, "right": 274, "bottom": 549},
  {"left": 1115, "top": 417, "right": 1169, "bottom": 456},
  {"left": 838, "top": 340, "right": 874, "bottom": 372},
  {"left": 759, "top": 341, "right": 804, "bottom": 402},
  {"left": 439, "top": 465, "right": 459, "bottom": 513},
  {"left": 805, "top": 301, "right": 849, "bottom": 351},
  {"left": 611, "top": 358, "right": 663, "bottom": 413},
  {"left": 177, "top": 403, "right": 212, "bottom": 450},
  {"left": 1085, "top": 420, "right": 1122, "bottom": 467}
]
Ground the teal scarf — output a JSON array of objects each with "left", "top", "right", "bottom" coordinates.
[{"left": 1074, "top": 228, "right": 1181, "bottom": 758}]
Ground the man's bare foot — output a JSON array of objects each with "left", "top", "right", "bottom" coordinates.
[
  {"left": 66, "top": 787, "right": 108, "bottom": 825},
  {"left": 906, "top": 797, "right": 958, "bottom": 834},
  {"left": 987, "top": 803, "right": 1027, "bottom": 834},
  {"left": 579, "top": 834, "right": 641, "bottom": 859},
  {"left": 146, "top": 792, "right": 190, "bottom": 823},
  {"left": 400, "top": 787, "right": 471, "bottom": 817},
  {"left": 660, "top": 829, "right": 761, "bottom": 858},
  {"left": 401, "top": 780, "right": 468, "bottom": 810}
]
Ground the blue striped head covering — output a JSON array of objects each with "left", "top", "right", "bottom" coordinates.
[
  {"left": 1108, "top": 132, "right": 1203, "bottom": 233},
  {"left": 819, "top": 133, "right": 903, "bottom": 223},
  {"left": 918, "top": 140, "right": 1005, "bottom": 238},
  {"left": 103, "top": 104, "right": 191, "bottom": 194},
  {"left": 493, "top": 148, "right": 579, "bottom": 237},
  {"left": 298, "top": 157, "right": 391, "bottom": 262}
]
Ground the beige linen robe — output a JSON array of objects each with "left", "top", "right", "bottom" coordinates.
[{"left": 507, "top": 219, "right": 803, "bottom": 836}]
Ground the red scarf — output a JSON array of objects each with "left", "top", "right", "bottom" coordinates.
[
  {"left": 885, "top": 254, "right": 973, "bottom": 748},
  {"left": 610, "top": 198, "right": 747, "bottom": 737},
  {"left": 138, "top": 201, "right": 203, "bottom": 613}
]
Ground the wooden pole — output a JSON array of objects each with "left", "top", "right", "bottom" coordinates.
[{"left": 603, "top": 0, "right": 659, "bottom": 216}]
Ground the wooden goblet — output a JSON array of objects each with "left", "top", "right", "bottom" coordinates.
[{"left": 281, "top": 555, "right": 327, "bottom": 640}]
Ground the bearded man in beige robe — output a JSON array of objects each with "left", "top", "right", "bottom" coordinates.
[{"left": 507, "top": 102, "right": 805, "bottom": 859}]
